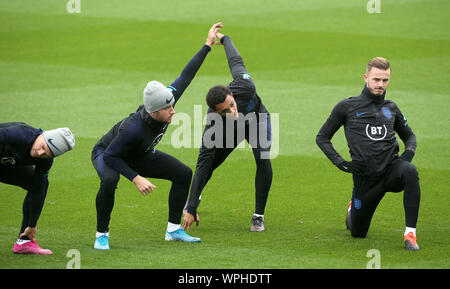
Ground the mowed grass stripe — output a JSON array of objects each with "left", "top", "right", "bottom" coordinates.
[{"left": 1, "top": 12, "right": 449, "bottom": 73}]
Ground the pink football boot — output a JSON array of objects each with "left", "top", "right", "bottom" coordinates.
[{"left": 13, "top": 240, "right": 53, "bottom": 255}]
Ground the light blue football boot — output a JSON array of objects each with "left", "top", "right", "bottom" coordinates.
[
  {"left": 94, "top": 232, "right": 110, "bottom": 250},
  {"left": 165, "top": 228, "right": 201, "bottom": 243}
]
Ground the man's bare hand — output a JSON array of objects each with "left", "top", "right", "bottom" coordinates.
[
  {"left": 215, "top": 32, "right": 225, "bottom": 45},
  {"left": 182, "top": 212, "right": 200, "bottom": 231},
  {"left": 19, "top": 226, "right": 37, "bottom": 242},
  {"left": 132, "top": 175, "right": 156, "bottom": 196},
  {"left": 205, "top": 22, "right": 223, "bottom": 47}
]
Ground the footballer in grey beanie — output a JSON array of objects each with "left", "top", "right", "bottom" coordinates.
[
  {"left": 143, "top": 80, "right": 174, "bottom": 114},
  {"left": 43, "top": 128, "right": 75, "bottom": 157}
]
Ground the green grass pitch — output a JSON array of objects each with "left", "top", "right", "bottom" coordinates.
[{"left": 0, "top": 0, "right": 449, "bottom": 269}]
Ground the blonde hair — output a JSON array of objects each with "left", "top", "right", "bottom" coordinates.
[{"left": 367, "top": 57, "right": 391, "bottom": 73}]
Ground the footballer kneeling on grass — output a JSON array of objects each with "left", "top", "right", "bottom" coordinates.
[{"left": 316, "top": 57, "right": 421, "bottom": 251}]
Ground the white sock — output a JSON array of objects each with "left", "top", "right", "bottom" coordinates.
[
  {"left": 96, "top": 232, "right": 109, "bottom": 238},
  {"left": 16, "top": 239, "right": 32, "bottom": 245},
  {"left": 404, "top": 227, "right": 416, "bottom": 236},
  {"left": 167, "top": 222, "right": 180, "bottom": 233},
  {"left": 253, "top": 214, "right": 264, "bottom": 220}
]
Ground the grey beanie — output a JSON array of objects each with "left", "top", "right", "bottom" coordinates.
[
  {"left": 143, "top": 80, "right": 174, "bottom": 113},
  {"left": 43, "top": 128, "right": 75, "bottom": 157}
]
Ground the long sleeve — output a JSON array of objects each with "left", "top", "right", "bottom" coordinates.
[
  {"left": 186, "top": 146, "right": 217, "bottom": 216},
  {"left": 221, "top": 36, "right": 256, "bottom": 97},
  {"left": 26, "top": 158, "right": 52, "bottom": 227},
  {"left": 316, "top": 100, "right": 348, "bottom": 167},
  {"left": 103, "top": 122, "right": 141, "bottom": 181},
  {"left": 169, "top": 44, "right": 211, "bottom": 104},
  {"left": 393, "top": 104, "right": 417, "bottom": 154}
]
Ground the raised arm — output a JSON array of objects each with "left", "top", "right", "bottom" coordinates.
[
  {"left": 169, "top": 22, "right": 222, "bottom": 103},
  {"left": 220, "top": 34, "right": 247, "bottom": 77},
  {"left": 217, "top": 33, "right": 256, "bottom": 96}
]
